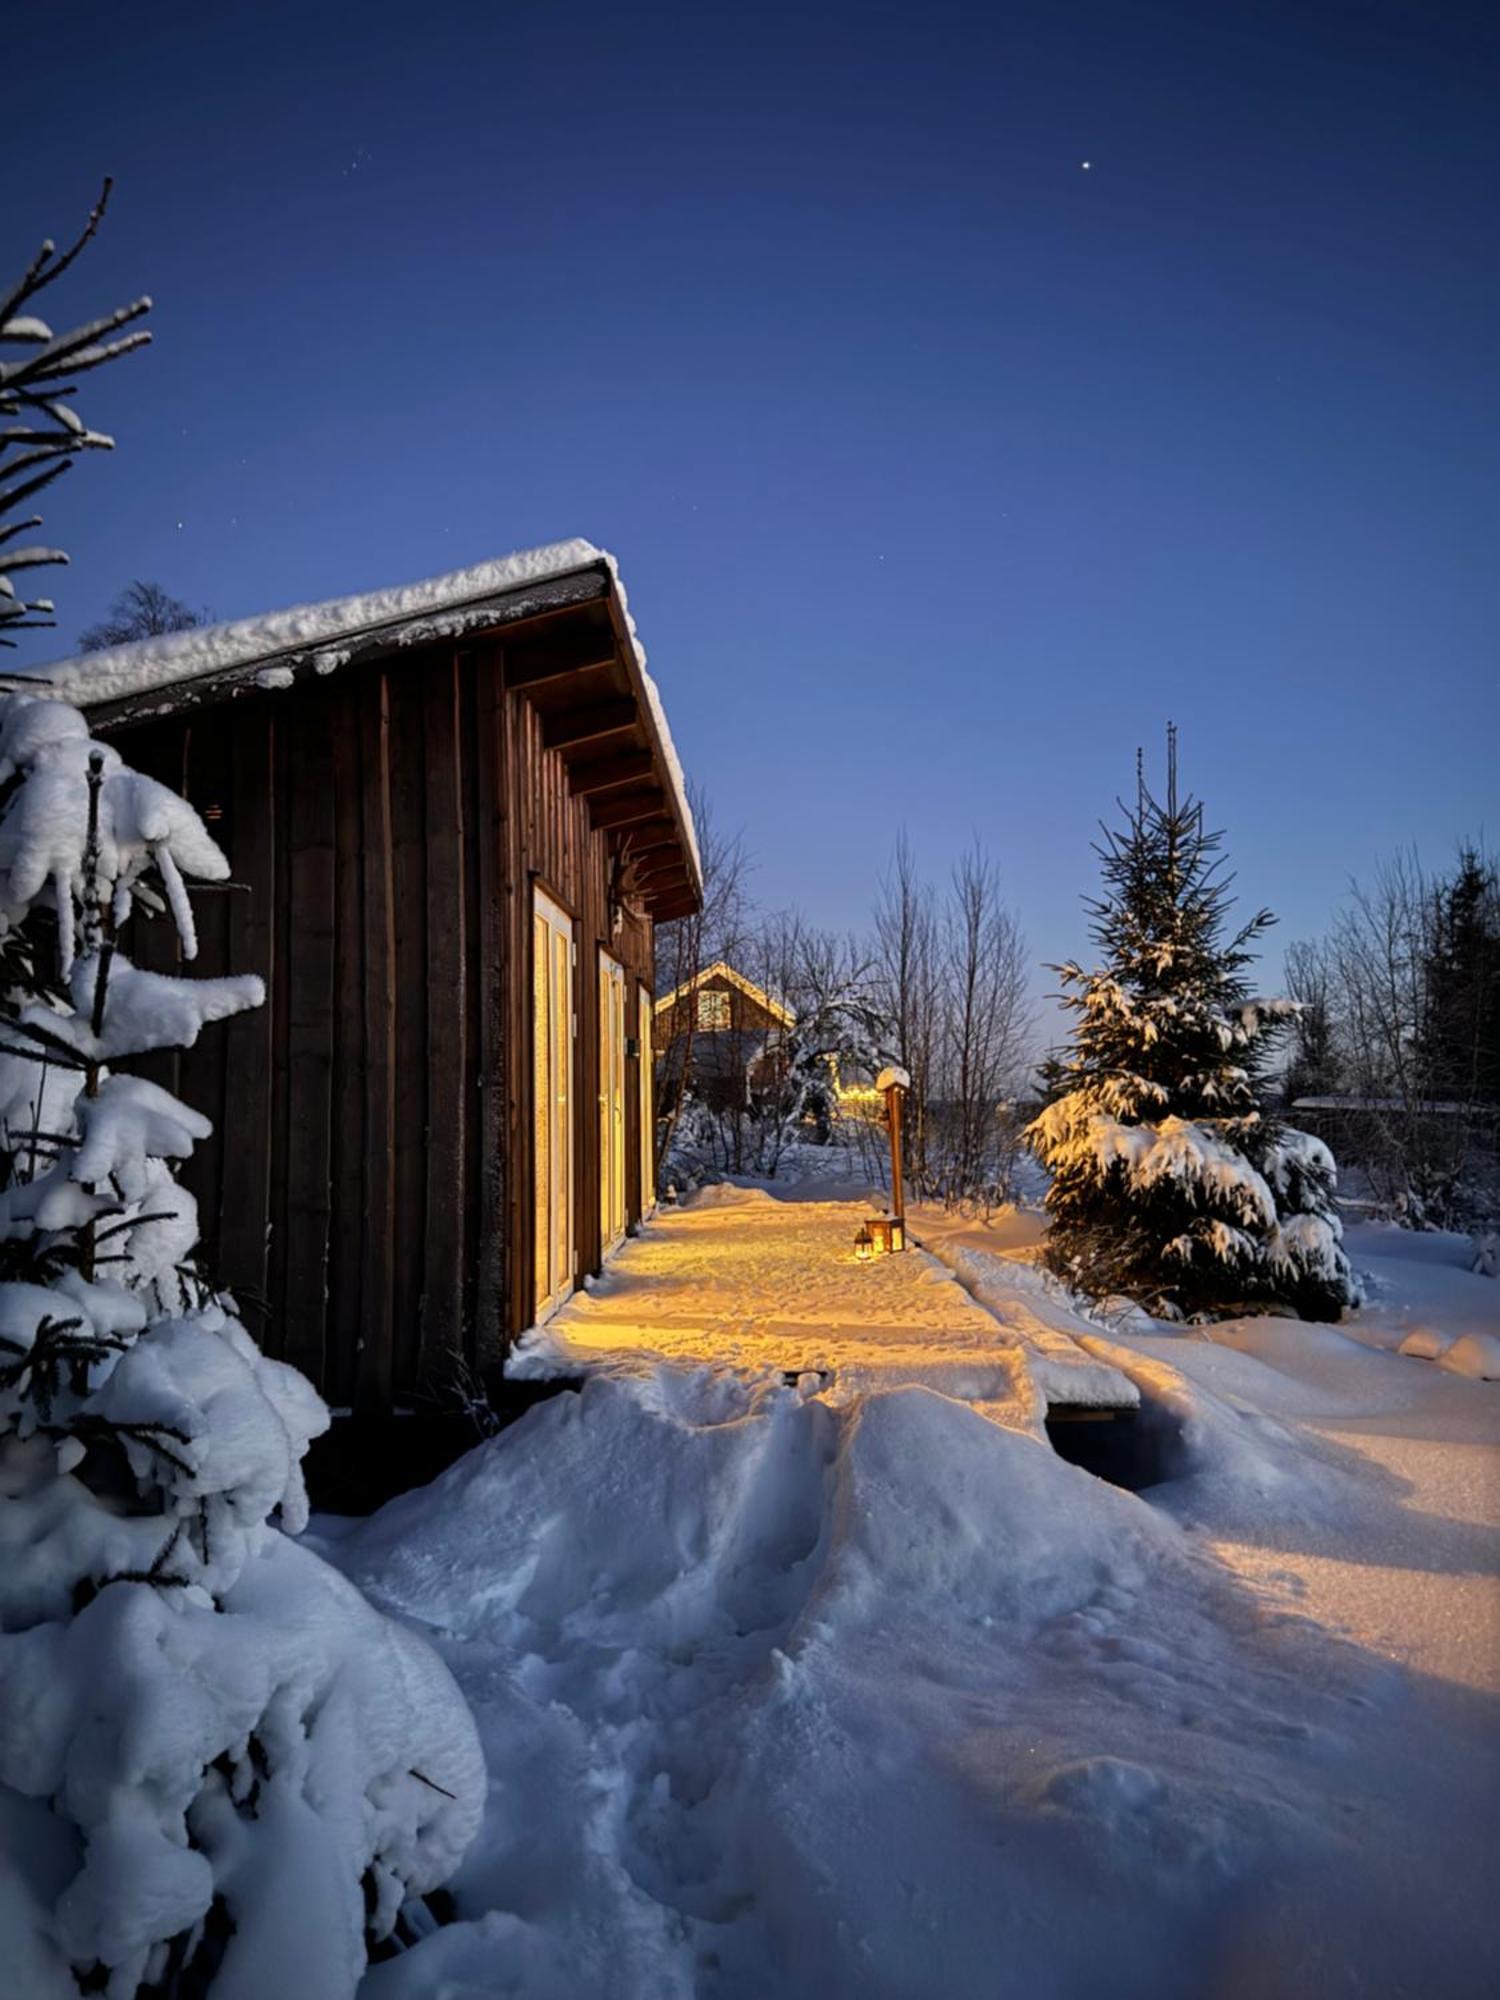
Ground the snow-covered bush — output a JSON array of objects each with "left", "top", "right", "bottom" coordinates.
[
  {"left": 0, "top": 196, "right": 481, "bottom": 1999},
  {"left": 1027, "top": 736, "right": 1359, "bottom": 1322}
]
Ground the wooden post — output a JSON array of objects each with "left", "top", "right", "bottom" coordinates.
[
  {"left": 874, "top": 1067, "right": 909, "bottom": 1251},
  {"left": 887, "top": 1080, "right": 905, "bottom": 1228}
]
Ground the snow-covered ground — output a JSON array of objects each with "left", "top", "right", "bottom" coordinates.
[{"left": 321, "top": 1188, "right": 1499, "bottom": 1999}]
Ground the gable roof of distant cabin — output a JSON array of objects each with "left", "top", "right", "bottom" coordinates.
[
  {"left": 655, "top": 959, "right": 795, "bottom": 1029},
  {"left": 12, "top": 537, "right": 700, "bottom": 891}
]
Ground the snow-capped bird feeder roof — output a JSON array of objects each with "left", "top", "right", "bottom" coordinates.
[{"left": 20, "top": 538, "right": 701, "bottom": 919}]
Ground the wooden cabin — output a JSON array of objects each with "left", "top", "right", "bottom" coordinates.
[
  {"left": 653, "top": 960, "right": 794, "bottom": 1114},
  {"left": 57, "top": 541, "right": 701, "bottom": 1416}
]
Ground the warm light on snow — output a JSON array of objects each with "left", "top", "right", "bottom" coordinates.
[
  {"left": 329, "top": 1188, "right": 1499, "bottom": 1997},
  {"left": 512, "top": 1184, "right": 1135, "bottom": 1419}
]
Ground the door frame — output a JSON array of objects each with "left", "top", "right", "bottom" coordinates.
[
  {"left": 638, "top": 981, "right": 656, "bottom": 1219},
  {"left": 533, "top": 885, "right": 576, "bottom": 1321},
  {"left": 598, "top": 947, "right": 627, "bottom": 1257}
]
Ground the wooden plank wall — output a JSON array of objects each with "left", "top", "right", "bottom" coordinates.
[
  {"left": 107, "top": 640, "right": 655, "bottom": 1409},
  {"left": 499, "top": 683, "right": 653, "bottom": 1341}
]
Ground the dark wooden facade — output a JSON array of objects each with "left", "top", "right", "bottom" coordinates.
[{"left": 86, "top": 557, "right": 699, "bottom": 1413}]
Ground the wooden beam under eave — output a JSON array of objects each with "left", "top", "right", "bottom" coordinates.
[
  {"left": 629, "top": 837, "right": 688, "bottom": 870},
  {"left": 633, "top": 859, "right": 691, "bottom": 894},
  {"left": 591, "top": 788, "right": 666, "bottom": 832},
  {"left": 543, "top": 698, "right": 638, "bottom": 751},
  {"left": 569, "top": 749, "right": 656, "bottom": 797},
  {"left": 616, "top": 815, "right": 676, "bottom": 845},
  {"left": 629, "top": 835, "right": 686, "bottom": 869},
  {"left": 504, "top": 628, "right": 619, "bottom": 690},
  {"left": 651, "top": 889, "right": 700, "bottom": 923}
]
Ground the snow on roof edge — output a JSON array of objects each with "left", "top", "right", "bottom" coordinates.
[
  {"left": 15, "top": 539, "right": 607, "bottom": 704},
  {"left": 595, "top": 549, "right": 700, "bottom": 891},
  {"left": 12, "top": 534, "right": 701, "bottom": 895}
]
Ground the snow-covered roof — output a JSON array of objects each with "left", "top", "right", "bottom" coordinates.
[
  {"left": 14, "top": 538, "right": 700, "bottom": 887},
  {"left": 655, "top": 960, "right": 795, "bottom": 1028}
]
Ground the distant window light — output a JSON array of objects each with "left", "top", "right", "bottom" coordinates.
[
  {"left": 697, "top": 989, "right": 730, "bottom": 1031},
  {"left": 201, "top": 803, "right": 225, "bottom": 823}
]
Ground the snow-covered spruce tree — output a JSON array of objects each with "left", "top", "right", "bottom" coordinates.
[
  {"left": 1026, "top": 733, "right": 1358, "bottom": 1321},
  {"left": 0, "top": 194, "right": 481, "bottom": 2000}
]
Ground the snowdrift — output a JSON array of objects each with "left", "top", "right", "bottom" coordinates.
[{"left": 332, "top": 1363, "right": 1497, "bottom": 2000}]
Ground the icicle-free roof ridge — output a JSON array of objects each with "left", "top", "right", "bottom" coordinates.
[
  {"left": 16, "top": 538, "right": 605, "bottom": 703},
  {"left": 14, "top": 536, "right": 700, "bottom": 884},
  {"left": 594, "top": 547, "right": 700, "bottom": 882},
  {"left": 655, "top": 959, "right": 795, "bottom": 1027}
]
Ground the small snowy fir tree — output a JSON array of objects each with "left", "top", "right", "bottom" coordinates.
[
  {"left": 1026, "top": 733, "right": 1358, "bottom": 1321},
  {"left": 0, "top": 191, "right": 482, "bottom": 2000}
]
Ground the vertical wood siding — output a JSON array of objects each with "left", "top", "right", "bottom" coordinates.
[{"left": 107, "top": 638, "right": 656, "bottom": 1408}]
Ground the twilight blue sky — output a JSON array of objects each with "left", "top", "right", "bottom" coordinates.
[{"left": 9, "top": 0, "right": 1496, "bottom": 990}]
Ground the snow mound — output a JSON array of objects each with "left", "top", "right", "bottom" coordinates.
[
  {"left": 1398, "top": 1327, "right": 1449, "bottom": 1362},
  {"left": 1441, "top": 1331, "right": 1500, "bottom": 1379},
  {"left": 680, "top": 1180, "right": 783, "bottom": 1211},
  {"left": 329, "top": 1353, "right": 1498, "bottom": 2000},
  {"left": 1398, "top": 1328, "right": 1500, "bottom": 1380},
  {"left": 1032, "top": 1754, "right": 1166, "bottom": 1826},
  {"left": 1069, "top": 1325, "right": 1383, "bottom": 1536},
  {"left": 812, "top": 1384, "right": 1166, "bottom": 1624},
  {"left": 340, "top": 1369, "right": 1187, "bottom": 1711},
  {"left": 1398, "top": 1326, "right": 1500, "bottom": 1378}
]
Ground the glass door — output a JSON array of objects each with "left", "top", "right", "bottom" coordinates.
[
  {"left": 639, "top": 984, "right": 655, "bottom": 1215},
  {"left": 533, "top": 888, "right": 575, "bottom": 1319},
  {"left": 599, "top": 951, "right": 627, "bottom": 1254}
]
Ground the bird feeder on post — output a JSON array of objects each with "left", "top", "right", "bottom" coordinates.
[{"left": 866, "top": 1065, "right": 910, "bottom": 1254}]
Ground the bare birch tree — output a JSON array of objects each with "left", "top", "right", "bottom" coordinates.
[
  {"left": 1282, "top": 937, "right": 1341, "bottom": 1108},
  {"left": 78, "top": 578, "right": 205, "bottom": 651},
  {"left": 931, "top": 846, "right": 1031, "bottom": 1206},
  {"left": 652, "top": 782, "right": 750, "bottom": 1187},
  {"left": 1326, "top": 848, "right": 1498, "bottom": 1225},
  {"left": 873, "top": 833, "right": 941, "bottom": 1186}
]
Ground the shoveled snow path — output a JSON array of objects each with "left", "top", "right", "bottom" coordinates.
[{"left": 510, "top": 1186, "right": 1135, "bottom": 1420}]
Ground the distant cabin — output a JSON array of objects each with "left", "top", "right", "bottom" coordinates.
[
  {"left": 49, "top": 541, "right": 702, "bottom": 1415},
  {"left": 653, "top": 961, "right": 794, "bottom": 1113}
]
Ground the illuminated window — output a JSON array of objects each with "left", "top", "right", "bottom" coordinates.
[{"left": 697, "top": 989, "right": 730, "bottom": 1031}]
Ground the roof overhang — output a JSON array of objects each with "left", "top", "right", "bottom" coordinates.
[{"left": 21, "top": 541, "right": 702, "bottom": 923}]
